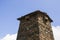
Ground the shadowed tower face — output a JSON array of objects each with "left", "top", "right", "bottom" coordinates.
[{"left": 16, "top": 10, "right": 54, "bottom": 40}]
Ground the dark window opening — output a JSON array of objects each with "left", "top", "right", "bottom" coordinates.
[
  {"left": 26, "top": 18, "right": 30, "bottom": 21},
  {"left": 43, "top": 16, "right": 48, "bottom": 24}
]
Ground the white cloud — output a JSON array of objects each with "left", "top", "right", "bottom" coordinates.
[
  {"left": 0, "top": 26, "right": 60, "bottom": 40},
  {"left": 0, "top": 33, "right": 17, "bottom": 40},
  {"left": 52, "top": 26, "right": 60, "bottom": 40}
]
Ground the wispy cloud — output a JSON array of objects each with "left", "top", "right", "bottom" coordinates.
[{"left": 0, "top": 26, "right": 60, "bottom": 40}]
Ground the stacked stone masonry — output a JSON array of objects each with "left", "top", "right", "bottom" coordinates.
[{"left": 16, "top": 10, "right": 54, "bottom": 40}]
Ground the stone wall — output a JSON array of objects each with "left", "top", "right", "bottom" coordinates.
[
  {"left": 16, "top": 11, "right": 54, "bottom": 40},
  {"left": 37, "top": 14, "right": 54, "bottom": 40},
  {"left": 17, "top": 14, "right": 40, "bottom": 40}
]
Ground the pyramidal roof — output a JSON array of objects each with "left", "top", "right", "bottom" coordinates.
[{"left": 17, "top": 10, "right": 53, "bottom": 22}]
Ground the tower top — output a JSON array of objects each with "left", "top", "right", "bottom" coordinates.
[{"left": 17, "top": 10, "right": 53, "bottom": 22}]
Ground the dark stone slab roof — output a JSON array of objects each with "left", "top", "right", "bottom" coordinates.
[{"left": 17, "top": 10, "right": 53, "bottom": 22}]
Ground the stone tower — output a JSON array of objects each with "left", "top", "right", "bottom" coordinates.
[{"left": 16, "top": 10, "right": 54, "bottom": 40}]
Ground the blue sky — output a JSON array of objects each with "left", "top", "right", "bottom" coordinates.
[{"left": 0, "top": 0, "right": 60, "bottom": 40}]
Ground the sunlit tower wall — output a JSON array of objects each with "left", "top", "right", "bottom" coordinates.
[{"left": 16, "top": 10, "right": 54, "bottom": 40}]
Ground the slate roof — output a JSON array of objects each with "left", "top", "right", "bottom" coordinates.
[{"left": 17, "top": 10, "right": 53, "bottom": 22}]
